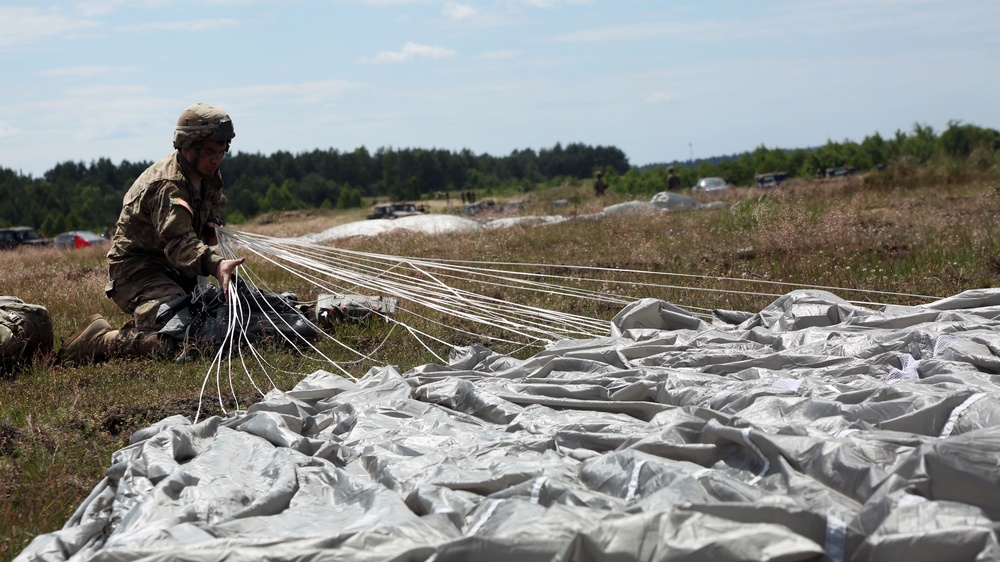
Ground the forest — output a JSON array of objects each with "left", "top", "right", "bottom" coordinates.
[{"left": 0, "top": 120, "right": 996, "bottom": 236}]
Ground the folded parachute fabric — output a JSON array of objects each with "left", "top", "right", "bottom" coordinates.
[{"left": 17, "top": 289, "right": 1000, "bottom": 562}]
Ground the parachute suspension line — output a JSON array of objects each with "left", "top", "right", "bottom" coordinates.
[
  {"left": 417, "top": 257, "right": 944, "bottom": 304},
  {"left": 226, "top": 228, "right": 940, "bottom": 317},
  {"left": 232, "top": 239, "right": 392, "bottom": 368},
  {"left": 205, "top": 226, "right": 946, "bottom": 422},
  {"left": 232, "top": 228, "right": 921, "bottom": 334},
  {"left": 235, "top": 237, "right": 470, "bottom": 354},
  {"left": 404, "top": 258, "right": 603, "bottom": 336},
  {"left": 337, "top": 322, "right": 400, "bottom": 366},
  {"left": 228, "top": 229, "right": 607, "bottom": 342},
  {"left": 405, "top": 323, "right": 448, "bottom": 364}
]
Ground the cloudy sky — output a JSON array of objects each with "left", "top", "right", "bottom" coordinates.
[{"left": 1, "top": 0, "right": 998, "bottom": 177}]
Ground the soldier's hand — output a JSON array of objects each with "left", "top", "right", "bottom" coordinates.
[{"left": 215, "top": 258, "right": 245, "bottom": 300}]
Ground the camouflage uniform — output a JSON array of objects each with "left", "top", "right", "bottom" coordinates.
[
  {"left": 0, "top": 296, "right": 54, "bottom": 374},
  {"left": 106, "top": 151, "right": 226, "bottom": 331}
]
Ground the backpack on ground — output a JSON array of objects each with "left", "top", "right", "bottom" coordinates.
[
  {"left": 155, "top": 280, "right": 319, "bottom": 355},
  {"left": 0, "top": 296, "right": 54, "bottom": 374}
]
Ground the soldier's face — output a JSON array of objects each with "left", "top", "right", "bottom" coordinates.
[{"left": 189, "top": 140, "right": 228, "bottom": 177}]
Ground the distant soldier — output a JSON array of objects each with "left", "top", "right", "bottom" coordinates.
[
  {"left": 667, "top": 167, "right": 681, "bottom": 191},
  {"left": 61, "top": 103, "right": 244, "bottom": 363},
  {"left": 593, "top": 171, "right": 608, "bottom": 197}
]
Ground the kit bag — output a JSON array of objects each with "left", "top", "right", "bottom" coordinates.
[
  {"left": 156, "top": 282, "right": 319, "bottom": 352},
  {"left": 0, "top": 296, "right": 54, "bottom": 373}
]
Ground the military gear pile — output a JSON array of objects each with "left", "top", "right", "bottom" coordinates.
[
  {"left": 0, "top": 296, "right": 54, "bottom": 374},
  {"left": 156, "top": 280, "right": 319, "bottom": 354},
  {"left": 172, "top": 103, "right": 235, "bottom": 150}
]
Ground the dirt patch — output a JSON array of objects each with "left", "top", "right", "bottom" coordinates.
[{"left": 99, "top": 391, "right": 262, "bottom": 437}]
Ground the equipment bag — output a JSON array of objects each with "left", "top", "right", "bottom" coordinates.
[
  {"left": 0, "top": 296, "right": 54, "bottom": 374},
  {"left": 155, "top": 280, "right": 319, "bottom": 352}
]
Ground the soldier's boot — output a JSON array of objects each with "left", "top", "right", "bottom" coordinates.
[
  {"left": 114, "top": 328, "right": 170, "bottom": 359},
  {"left": 60, "top": 314, "right": 116, "bottom": 364},
  {"left": 61, "top": 317, "right": 170, "bottom": 363}
]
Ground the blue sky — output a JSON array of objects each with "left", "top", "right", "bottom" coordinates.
[{"left": 1, "top": 0, "right": 998, "bottom": 177}]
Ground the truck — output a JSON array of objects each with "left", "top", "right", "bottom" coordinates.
[
  {"left": 366, "top": 203, "right": 428, "bottom": 220},
  {"left": 0, "top": 226, "right": 51, "bottom": 250}
]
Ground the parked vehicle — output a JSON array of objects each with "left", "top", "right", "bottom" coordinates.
[
  {"left": 366, "top": 203, "right": 428, "bottom": 220},
  {"left": 464, "top": 200, "right": 497, "bottom": 215},
  {"left": 754, "top": 172, "right": 792, "bottom": 189},
  {"left": 0, "top": 226, "right": 51, "bottom": 250},
  {"left": 818, "top": 166, "right": 859, "bottom": 178},
  {"left": 54, "top": 230, "right": 109, "bottom": 249},
  {"left": 692, "top": 177, "right": 729, "bottom": 193}
]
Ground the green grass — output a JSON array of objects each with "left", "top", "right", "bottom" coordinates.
[{"left": 2, "top": 167, "right": 1000, "bottom": 559}]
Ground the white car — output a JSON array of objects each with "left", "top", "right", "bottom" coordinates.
[{"left": 692, "top": 177, "right": 729, "bottom": 192}]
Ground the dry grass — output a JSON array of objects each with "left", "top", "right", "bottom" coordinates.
[{"left": 2, "top": 171, "right": 1000, "bottom": 559}]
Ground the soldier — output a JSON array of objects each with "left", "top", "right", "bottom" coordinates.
[
  {"left": 60, "top": 103, "right": 245, "bottom": 363},
  {"left": 593, "top": 171, "right": 608, "bottom": 197},
  {"left": 667, "top": 167, "right": 681, "bottom": 191}
]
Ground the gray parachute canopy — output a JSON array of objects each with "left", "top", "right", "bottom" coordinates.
[{"left": 17, "top": 288, "right": 1000, "bottom": 562}]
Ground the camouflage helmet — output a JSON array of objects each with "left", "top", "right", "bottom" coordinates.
[{"left": 173, "top": 103, "right": 235, "bottom": 149}]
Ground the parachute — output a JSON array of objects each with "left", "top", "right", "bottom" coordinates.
[{"left": 16, "top": 285, "right": 1000, "bottom": 561}]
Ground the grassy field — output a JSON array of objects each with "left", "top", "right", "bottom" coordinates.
[{"left": 2, "top": 166, "right": 999, "bottom": 560}]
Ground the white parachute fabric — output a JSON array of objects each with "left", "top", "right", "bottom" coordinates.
[{"left": 17, "top": 288, "right": 1000, "bottom": 562}]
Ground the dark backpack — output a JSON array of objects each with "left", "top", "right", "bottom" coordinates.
[
  {"left": 0, "top": 296, "right": 54, "bottom": 374},
  {"left": 155, "top": 281, "right": 319, "bottom": 353}
]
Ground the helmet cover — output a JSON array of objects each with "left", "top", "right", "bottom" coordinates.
[{"left": 173, "top": 103, "right": 235, "bottom": 149}]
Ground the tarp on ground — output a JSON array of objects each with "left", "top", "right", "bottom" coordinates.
[{"left": 17, "top": 289, "right": 1000, "bottom": 562}]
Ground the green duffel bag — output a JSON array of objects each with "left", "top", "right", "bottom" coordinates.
[{"left": 0, "top": 296, "right": 54, "bottom": 374}]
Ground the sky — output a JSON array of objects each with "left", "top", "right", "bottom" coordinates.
[{"left": 1, "top": 0, "right": 998, "bottom": 177}]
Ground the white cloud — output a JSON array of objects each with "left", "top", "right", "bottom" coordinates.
[
  {"left": 479, "top": 50, "right": 522, "bottom": 60},
  {"left": 0, "top": 121, "right": 20, "bottom": 139},
  {"left": 39, "top": 65, "right": 136, "bottom": 78},
  {"left": 499, "top": 0, "right": 594, "bottom": 9},
  {"left": 203, "top": 0, "right": 280, "bottom": 4},
  {"left": 0, "top": 7, "right": 99, "bottom": 48},
  {"left": 367, "top": 42, "right": 456, "bottom": 63},
  {"left": 553, "top": 20, "right": 744, "bottom": 43},
  {"left": 362, "top": 0, "right": 434, "bottom": 5},
  {"left": 193, "top": 79, "right": 365, "bottom": 106},
  {"left": 68, "top": 85, "right": 151, "bottom": 97},
  {"left": 74, "top": 0, "right": 127, "bottom": 16},
  {"left": 553, "top": 1, "right": 1000, "bottom": 44},
  {"left": 125, "top": 19, "right": 241, "bottom": 32},
  {"left": 501, "top": 0, "right": 594, "bottom": 7},
  {"left": 74, "top": 0, "right": 169, "bottom": 16},
  {"left": 442, "top": 2, "right": 477, "bottom": 21}
]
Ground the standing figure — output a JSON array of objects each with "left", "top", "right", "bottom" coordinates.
[
  {"left": 61, "top": 103, "right": 245, "bottom": 363},
  {"left": 593, "top": 171, "right": 608, "bottom": 197},
  {"left": 667, "top": 167, "right": 681, "bottom": 191}
]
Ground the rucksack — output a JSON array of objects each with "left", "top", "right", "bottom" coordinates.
[
  {"left": 0, "top": 296, "right": 54, "bottom": 374},
  {"left": 155, "top": 280, "right": 319, "bottom": 354}
]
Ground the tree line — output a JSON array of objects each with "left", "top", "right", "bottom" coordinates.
[
  {"left": 1, "top": 121, "right": 997, "bottom": 236},
  {"left": 614, "top": 121, "right": 999, "bottom": 195}
]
